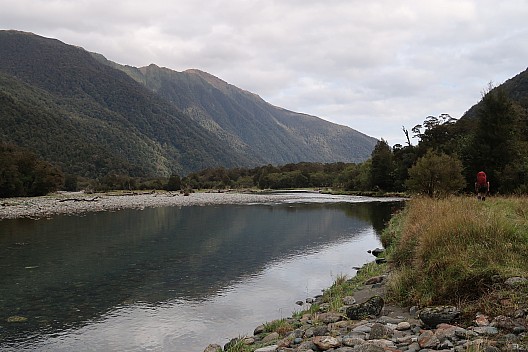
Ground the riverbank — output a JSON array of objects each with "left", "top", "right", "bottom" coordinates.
[
  {"left": 206, "top": 196, "right": 527, "bottom": 352},
  {"left": 0, "top": 191, "right": 290, "bottom": 220}
]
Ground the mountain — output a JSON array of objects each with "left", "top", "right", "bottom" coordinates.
[
  {"left": 93, "top": 57, "right": 378, "bottom": 165},
  {"left": 0, "top": 30, "right": 377, "bottom": 177},
  {"left": 461, "top": 67, "right": 528, "bottom": 120}
]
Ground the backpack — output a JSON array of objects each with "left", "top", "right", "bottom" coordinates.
[{"left": 476, "top": 171, "right": 487, "bottom": 186}]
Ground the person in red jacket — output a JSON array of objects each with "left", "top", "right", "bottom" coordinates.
[{"left": 475, "top": 171, "right": 490, "bottom": 201}]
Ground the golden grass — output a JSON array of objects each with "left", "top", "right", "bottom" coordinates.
[{"left": 384, "top": 196, "right": 528, "bottom": 307}]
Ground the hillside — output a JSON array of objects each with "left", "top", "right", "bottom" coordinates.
[
  {"left": 0, "top": 30, "right": 376, "bottom": 178},
  {"left": 93, "top": 58, "right": 378, "bottom": 165},
  {"left": 461, "top": 67, "right": 528, "bottom": 120}
]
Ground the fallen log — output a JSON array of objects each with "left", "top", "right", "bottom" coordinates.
[{"left": 58, "top": 196, "right": 100, "bottom": 202}]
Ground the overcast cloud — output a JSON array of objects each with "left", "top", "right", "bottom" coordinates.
[{"left": 2, "top": 0, "right": 527, "bottom": 145}]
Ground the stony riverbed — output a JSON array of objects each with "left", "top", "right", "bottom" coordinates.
[{"left": 0, "top": 191, "right": 301, "bottom": 220}]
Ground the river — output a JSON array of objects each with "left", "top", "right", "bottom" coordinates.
[{"left": 0, "top": 193, "right": 403, "bottom": 351}]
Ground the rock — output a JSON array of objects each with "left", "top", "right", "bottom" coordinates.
[
  {"left": 313, "top": 335, "right": 341, "bottom": 350},
  {"left": 472, "top": 326, "right": 499, "bottom": 336},
  {"left": 505, "top": 277, "right": 527, "bottom": 287},
  {"left": 370, "top": 248, "right": 385, "bottom": 257},
  {"left": 342, "top": 296, "right": 356, "bottom": 305},
  {"left": 7, "top": 315, "right": 27, "bottom": 323},
  {"left": 342, "top": 335, "right": 366, "bottom": 347},
  {"left": 296, "top": 300, "right": 304, "bottom": 306},
  {"left": 318, "top": 312, "right": 342, "bottom": 323},
  {"left": 491, "top": 315, "right": 517, "bottom": 331},
  {"left": 261, "top": 332, "right": 280, "bottom": 344},
  {"left": 203, "top": 343, "right": 221, "bottom": 352},
  {"left": 396, "top": 321, "right": 411, "bottom": 330},
  {"left": 254, "top": 324, "right": 266, "bottom": 335},
  {"left": 374, "top": 258, "right": 386, "bottom": 264},
  {"left": 312, "top": 325, "right": 329, "bottom": 336},
  {"left": 418, "top": 330, "right": 440, "bottom": 349},
  {"left": 296, "top": 340, "right": 318, "bottom": 351},
  {"left": 224, "top": 338, "right": 240, "bottom": 351},
  {"left": 353, "top": 344, "right": 385, "bottom": 352},
  {"left": 418, "top": 305, "right": 460, "bottom": 328},
  {"left": 364, "top": 276, "right": 384, "bottom": 285},
  {"left": 475, "top": 313, "right": 490, "bottom": 326},
  {"left": 334, "top": 347, "right": 355, "bottom": 352},
  {"left": 254, "top": 345, "right": 278, "bottom": 352},
  {"left": 368, "top": 323, "right": 393, "bottom": 339},
  {"left": 346, "top": 296, "right": 384, "bottom": 320}
]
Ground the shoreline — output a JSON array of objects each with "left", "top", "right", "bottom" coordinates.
[
  {"left": 0, "top": 190, "right": 405, "bottom": 220},
  {"left": 0, "top": 191, "right": 294, "bottom": 220}
]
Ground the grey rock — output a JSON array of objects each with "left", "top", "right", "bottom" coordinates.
[
  {"left": 334, "top": 347, "right": 355, "bottom": 352},
  {"left": 418, "top": 306, "right": 460, "bottom": 328},
  {"left": 342, "top": 296, "right": 357, "bottom": 305},
  {"left": 368, "top": 323, "right": 393, "bottom": 340},
  {"left": 254, "top": 324, "right": 266, "bottom": 335},
  {"left": 505, "top": 277, "right": 527, "bottom": 287},
  {"left": 261, "top": 332, "right": 280, "bottom": 343},
  {"left": 318, "top": 312, "right": 342, "bottom": 323},
  {"left": 352, "top": 343, "right": 385, "bottom": 352},
  {"left": 254, "top": 345, "right": 278, "bottom": 352},
  {"left": 352, "top": 324, "right": 372, "bottom": 334},
  {"left": 396, "top": 321, "right": 411, "bottom": 331},
  {"left": 313, "top": 335, "right": 341, "bottom": 350},
  {"left": 513, "top": 326, "right": 526, "bottom": 334},
  {"left": 342, "top": 335, "right": 366, "bottom": 347},
  {"left": 472, "top": 326, "right": 499, "bottom": 336},
  {"left": 296, "top": 340, "right": 318, "bottom": 351},
  {"left": 313, "top": 325, "right": 329, "bottom": 336},
  {"left": 346, "top": 296, "right": 384, "bottom": 320}
]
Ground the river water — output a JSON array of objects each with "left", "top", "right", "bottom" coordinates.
[{"left": 0, "top": 193, "right": 403, "bottom": 351}]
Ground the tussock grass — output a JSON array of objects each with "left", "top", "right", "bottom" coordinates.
[{"left": 383, "top": 196, "right": 528, "bottom": 309}]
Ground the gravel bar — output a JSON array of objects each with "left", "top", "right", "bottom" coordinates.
[{"left": 0, "top": 191, "right": 297, "bottom": 220}]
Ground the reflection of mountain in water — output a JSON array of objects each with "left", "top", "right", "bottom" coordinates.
[{"left": 0, "top": 201, "right": 401, "bottom": 344}]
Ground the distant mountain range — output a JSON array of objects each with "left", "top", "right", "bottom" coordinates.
[{"left": 0, "top": 30, "right": 377, "bottom": 177}]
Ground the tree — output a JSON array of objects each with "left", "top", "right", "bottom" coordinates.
[
  {"left": 406, "top": 150, "right": 466, "bottom": 197},
  {"left": 166, "top": 174, "right": 182, "bottom": 191},
  {"left": 467, "top": 86, "right": 520, "bottom": 191},
  {"left": 369, "top": 139, "right": 394, "bottom": 191}
]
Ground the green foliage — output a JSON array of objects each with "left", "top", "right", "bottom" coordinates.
[
  {"left": 369, "top": 139, "right": 394, "bottom": 191},
  {"left": 405, "top": 150, "right": 466, "bottom": 197},
  {"left": 165, "top": 174, "right": 182, "bottom": 191},
  {"left": 0, "top": 143, "right": 64, "bottom": 197}
]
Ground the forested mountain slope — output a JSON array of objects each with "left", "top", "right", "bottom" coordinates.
[{"left": 0, "top": 30, "right": 377, "bottom": 178}]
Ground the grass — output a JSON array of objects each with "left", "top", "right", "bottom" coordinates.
[{"left": 382, "top": 196, "right": 528, "bottom": 320}]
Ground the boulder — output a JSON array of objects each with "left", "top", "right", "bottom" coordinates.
[
  {"left": 418, "top": 306, "right": 460, "bottom": 328},
  {"left": 313, "top": 335, "right": 341, "bottom": 350},
  {"left": 346, "top": 296, "right": 384, "bottom": 320}
]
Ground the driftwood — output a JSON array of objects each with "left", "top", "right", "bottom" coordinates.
[{"left": 58, "top": 196, "right": 100, "bottom": 203}]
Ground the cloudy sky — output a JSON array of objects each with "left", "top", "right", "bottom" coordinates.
[{"left": 2, "top": 0, "right": 527, "bottom": 145}]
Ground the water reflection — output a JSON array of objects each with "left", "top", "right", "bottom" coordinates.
[{"left": 0, "top": 200, "right": 402, "bottom": 350}]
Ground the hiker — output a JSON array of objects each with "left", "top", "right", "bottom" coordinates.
[{"left": 475, "top": 171, "right": 490, "bottom": 200}]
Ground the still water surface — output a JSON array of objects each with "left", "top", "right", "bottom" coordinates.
[{"left": 0, "top": 194, "right": 402, "bottom": 351}]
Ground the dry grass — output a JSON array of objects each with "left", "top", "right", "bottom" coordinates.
[{"left": 384, "top": 196, "right": 528, "bottom": 309}]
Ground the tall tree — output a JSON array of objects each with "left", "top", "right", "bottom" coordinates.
[
  {"left": 467, "top": 86, "right": 519, "bottom": 191},
  {"left": 369, "top": 139, "right": 394, "bottom": 191}
]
